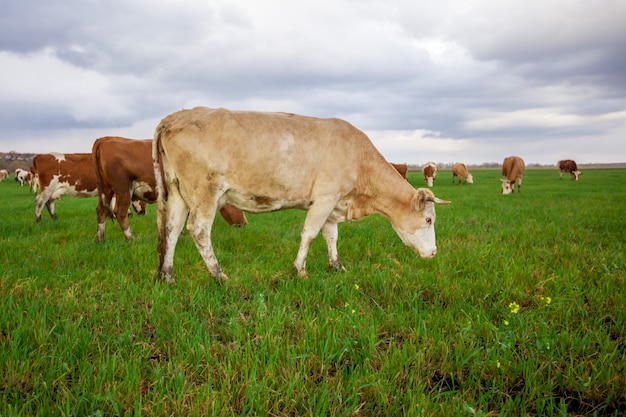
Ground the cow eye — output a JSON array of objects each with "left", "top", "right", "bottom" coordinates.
[{"left": 426, "top": 217, "right": 432, "bottom": 225}]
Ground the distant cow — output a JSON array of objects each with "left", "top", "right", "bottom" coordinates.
[
  {"left": 421, "top": 162, "right": 438, "bottom": 187},
  {"left": 93, "top": 136, "right": 247, "bottom": 242},
  {"left": 31, "top": 153, "right": 99, "bottom": 221},
  {"left": 390, "top": 163, "right": 409, "bottom": 180},
  {"left": 14, "top": 168, "right": 32, "bottom": 187},
  {"left": 0, "top": 169, "right": 8, "bottom": 181},
  {"left": 452, "top": 163, "right": 473, "bottom": 185},
  {"left": 557, "top": 159, "right": 582, "bottom": 181},
  {"left": 153, "top": 107, "right": 450, "bottom": 283},
  {"left": 501, "top": 156, "right": 525, "bottom": 194}
]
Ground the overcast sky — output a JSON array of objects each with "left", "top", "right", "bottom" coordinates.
[{"left": 1, "top": 0, "right": 625, "bottom": 165}]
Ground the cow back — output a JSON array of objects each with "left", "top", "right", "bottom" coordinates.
[
  {"left": 155, "top": 107, "right": 397, "bottom": 208},
  {"left": 502, "top": 156, "right": 525, "bottom": 180},
  {"left": 33, "top": 153, "right": 97, "bottom": 193}
]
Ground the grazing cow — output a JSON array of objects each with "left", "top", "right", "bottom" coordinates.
[
  {"left": 390, "top": 163, "right": 409, "bottom": 180},
  {"left": 93, "top": 136, "right": 247, "bottom": 242},
  {"left": 421, "top": 162, "right": 438, "bottom": 187},
  {"left": 153, "top": 107, "right": 450, "bottom": 283},
  {"left": 557, "top": 159, "right": 582, "bottom": 181},
  {"left": 15, "top": 168, "right": 32, "bottom": 187},
  {"left": 31, "top": 153, "right": 98, "bottom": 221},
  {"left": 0, "top": 169, "right": 8, "bottom": 181},
  {"left": 452, "top": 163, "right": 474, "bottom": 185},
  {"left": 501, "top": 156, "right": 525, "bottom": 194}
]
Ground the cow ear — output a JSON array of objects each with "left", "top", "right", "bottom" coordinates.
[{"left": 412, "top": 190, "right": 426, "bottom": 211}]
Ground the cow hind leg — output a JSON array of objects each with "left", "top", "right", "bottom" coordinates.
[
  {"left": 95, "top": 198, "right": 109, "bottom": 243},
  {"left": 114, "top": 199, "right": 134, "bottom": 241},
  {"left": 186, "top": 204, "right": 227, "bottom": 282},
  {"left": 157, "top": 190, "right": 189, "bottom": 284}
]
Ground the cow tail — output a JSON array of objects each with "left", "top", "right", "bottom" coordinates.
[
  {"left": 153, "top": 123, "right": 169, "bottom": 263},
  {"left": 92, "top": 140, "right": 114, "bottom": 219}
]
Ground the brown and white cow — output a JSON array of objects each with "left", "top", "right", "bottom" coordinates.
[
  {"left": 31, "top": 153, "right": 99, "bottom": 221},
  {"left": 452, "top": 162, "right": 474, "bottom": 185},
  {"left": 501, "top": 156, "right": 525, "bottom": 194},
  {"left": 15, "top": 168, "right": 32, "bottom": 187},
  {"left": 557, "top": 159, "right": 582, "bottom": 181},
  {"left": 421, "top": 162, "right": 438, "bottom": 187},
  {"left": 390, "top": 163, "right": 409, "bottom": 180},
  {"left": 0, "top": 169, "right": 8, "bottom": 181},
  {"left": 93, "top": 136, "right": 247, "bottom": 242},
  {"left": 153, "top": 107, "right": 450, "bottom": 283}
]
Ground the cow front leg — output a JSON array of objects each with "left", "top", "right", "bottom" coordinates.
[
  {"left": 46, "top": 200, "right": 58, "bottom": 220},
  {"left": 322, "top": 221, "right": 345, "bottom": 272},
  {"left": 294, "top": 202, "right": 336, "bottom": 277},
  {"left": 35, "top": 195, "right": 45, "bottom": 222}
]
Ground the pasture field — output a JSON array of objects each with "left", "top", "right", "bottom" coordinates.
[{"left": 0, "top": 168, "right": 624, "bottom": 416}]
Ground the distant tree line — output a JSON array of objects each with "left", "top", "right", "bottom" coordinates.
[
  {"left": 1, "top": 152, "right": 35, "bottom": 172},
  {"left": 2, "top": 151, "right": 624, "bottom": 174}
]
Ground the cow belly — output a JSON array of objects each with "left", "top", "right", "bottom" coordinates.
[
  {"left": 48, "top": 183, "right": 96, "bottom": 200},
  {"left": 223, "top": 189, "right": 313, "bottom": 213}
]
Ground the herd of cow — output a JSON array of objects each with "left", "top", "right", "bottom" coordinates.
[{"left": 1, "top": 107, "right": 583, "bottom": 282}]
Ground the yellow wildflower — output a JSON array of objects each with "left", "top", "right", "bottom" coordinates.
[
  {"left": 541, "top": 296, "right": 552, "bottom": 305},
  {"left": 508, "top": 302, "right": 520, "bottom": 314},
  {"left": 351, "top": 309, "right": 356, "bottom": 314},
  {"left": 354, "top": 284, "right": 360, "bottom": 290},
  {"left": 497, "top": 361, "right": 501, "bottom": 368},
  {"left": 344, "top": 302, "right": 349, "bottom": 308},
  {"left": 503, "top": 320, "right": 509, "bottom": 326}
]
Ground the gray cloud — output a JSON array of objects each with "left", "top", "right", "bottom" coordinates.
[{"left": 1, "top": 0, "right": 624, "bottom": 165}]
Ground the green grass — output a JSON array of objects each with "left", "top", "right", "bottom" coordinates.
[{"left": 0, "top": 168, "right": 624, "bottom": 416}]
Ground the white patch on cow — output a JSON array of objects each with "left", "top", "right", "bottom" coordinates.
[
  {"left": 391, "top": 194, "right": 439, "bottom": 258},
  {"left": 279, "top": 133, "right": 295, "bottom": 155},
  {"left": 110, "top": 195, "right": 118, "bottom": 212},
  {"left": 501, "top": 179, "right": 513, "bottom": 194},
  {"left": 51, "top": 152, "right": 66, "bottom": 162}
]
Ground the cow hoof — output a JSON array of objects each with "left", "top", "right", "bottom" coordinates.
[
  {"left": 292, "top": 265, "right": 308, "bottom": 279},
  {"left": 214, "top": 272, "right": 229, "bottom": 283},
  {"left": 161, "top": 275, "right": 176, "bottom": 285}
]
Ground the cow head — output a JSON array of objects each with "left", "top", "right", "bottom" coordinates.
[
  {"left": 466, "top": 174, "right": 474, "bottom": 184},
  {"left": 391, "top": 188, "right": 450, "bottom": 259},
  {"left": 572, "top": 170, "right": 582, "bottom": 181}
]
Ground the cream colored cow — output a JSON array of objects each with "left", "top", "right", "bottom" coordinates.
[
  {"left": 153, "top": 107, "right": 450, "bottom": 283},
  {"left": 452, "top": 162, "right": 474, "bottom": 185}
]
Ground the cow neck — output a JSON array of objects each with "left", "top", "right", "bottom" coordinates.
[{"left": 351, "top": 155, "right": 414, "bottom": 220}]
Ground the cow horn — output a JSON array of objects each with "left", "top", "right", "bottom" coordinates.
[{"left": 427, "top": 196, "right": 451, "bottom": 204}]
